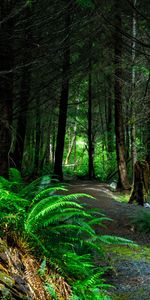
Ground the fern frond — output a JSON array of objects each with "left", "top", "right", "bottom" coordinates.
[
  {"left": 81, "top": 271, "right": 105, "bottom": 288},
  {"left": 25, "top": 198, "right": 83, "bottom": 231},
  {"left": 82, "top": 239, "right": 103, "bottom": 255},
  {"left": 59, "top": 193, "right": 95, "bottom": 202},
  {"left": 41, "top": 209, "right": 91, "bottom": 227},
  {"left": 32, "top": 186, "right": 67, "bottom": 203},
  {"left": 0, "top": 176, "right": 11, "bottom": 189},
  {"left": 88, "top": 217, "right": 113, "bottom": 226},
  {"left": 0, "top": 189, "right": 29, "bottom": 208},
  {"left": 9, "top": 168, "right": 23, "bottom": 184},
  {"left": 19, "top": 175, "right": 51, "bottom": 198},
  {"left": 45, "top": 224, "right": 93, "bottom": 234},
  {"left": 99, "top": 235, "right": 137, "bottom": 245},
  {"left": 38, "top": 258, "right": 47, "bottom": 277},
  {"left": 45, "top": 282, "right": 58, "bottom": 300}
]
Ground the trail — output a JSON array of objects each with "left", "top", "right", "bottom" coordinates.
[{"left": 66, "top": 181, "right": 150, "bottom": 300}]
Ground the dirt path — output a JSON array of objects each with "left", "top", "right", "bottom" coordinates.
[{"left": 66, "top": 181, "right": 150, "bottom": 300}]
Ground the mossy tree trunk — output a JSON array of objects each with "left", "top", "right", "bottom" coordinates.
[{"left": 129, "top": 160, "right": 150, "bottom": 206}]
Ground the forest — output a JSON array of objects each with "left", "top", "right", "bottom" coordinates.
[{"left": 0, "top": 0, "right": 150, "bottom": 299}]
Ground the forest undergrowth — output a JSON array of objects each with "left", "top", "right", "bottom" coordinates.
[
  {"left": 0, "top": 169, "right": 138, "bottom": 300},
  {"left": 0, "top": 169, "right": 149, "bottom": 300}
]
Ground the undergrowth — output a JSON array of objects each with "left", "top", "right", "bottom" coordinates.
[
  {"left": 132, "top": 210, "right": 150, "bottom": 233},
  {"left": 0, "top": 168, "right": 135, "bottom": 300}
]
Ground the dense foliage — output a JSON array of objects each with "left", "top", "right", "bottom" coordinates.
[
  {"left": 0, "top": 168, "right": 136, "bottom": 299},
  {"left": 0, "top": 0, "right": 150, "bottom": 187}
]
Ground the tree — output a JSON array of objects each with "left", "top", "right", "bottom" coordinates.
[
  {"left": 54, "top": 2, "right": 72, "bottom": 180},
  {"left": 129, "top": 160, "right": 150, "bottom": 205},
  {"left": 88, "top": 42, "right": 95, "bottom": 179},
  {"left": 114, "top": 0, "right": 130, "bottom": 189},
  {"left": 0, "top": 1, "right": 15, "bottom": 177},
  {"left": 12, "top": 6, "right": 32, "bottom": 171}
]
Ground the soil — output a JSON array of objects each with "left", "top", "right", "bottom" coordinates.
[{"left": 66, "top": 180, "right": 150, "bottom": 300}]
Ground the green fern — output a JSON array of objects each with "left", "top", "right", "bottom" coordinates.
[
  {"left": 0, "top": 168, "right": 24, "bottom": 193},
  {"left": 72, "top": 268, "right": 112, "bottom": 300},
  {"left": 38, "top": 258, "right": 47, "bottom": 277},
  {"left": 0, "top": 170, "right": 137, "bottom": 300},
  {"left": 98, "top": 235, "right": 136, "bottom": 246},
  {"left": 45, "top": 282, "right": 58, "bottom": 300}
]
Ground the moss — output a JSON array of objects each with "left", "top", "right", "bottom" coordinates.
[
  {"left": 111, "top": 294, "right": 129, "bottom": 300},
  {"left": 104, "top": 244, "right": 150, "bottom": 263},
  {"left": 111, "top": 287, "right": 148, "bottom": 300}
]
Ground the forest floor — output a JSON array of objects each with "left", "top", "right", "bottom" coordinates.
[{"left": 66, "top": 180, "right": 150, "bottom": 300}]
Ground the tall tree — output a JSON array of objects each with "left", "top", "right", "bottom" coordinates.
[
  {"left": 0, "top": 1, "right": 15, "bottom": 177},
  {"left": 54, "top": 2, "right": 72, "bottom": 180},
  {"left": 88, "top": 48, "right": 94, "bottom": 179},
  {"left": 12, "top": 6, "right": 32, "bottom": 171},
  {"left": 114, "top": 0, "right": 130, "bottom": 189},
  {"left": 130, "top": 0, "right": 137, "bottom": 171}
]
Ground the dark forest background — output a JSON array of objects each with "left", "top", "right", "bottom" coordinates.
[{"left": 0, "top": 0, "right": 150, "bottom": 188}]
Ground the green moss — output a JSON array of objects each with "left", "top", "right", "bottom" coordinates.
[
  {"left": 111, "top": 287, "right": 147, "bottom": 300},
  {"left": 111, "top": 294, "right": 129, "bottom": 300},
  {"left": 104, "top": 244, "right": 150, "bottom": 262},
  {"left": 118, "top": 194, "right": 129, "bottom": 203}
]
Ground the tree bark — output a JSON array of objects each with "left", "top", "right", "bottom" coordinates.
[
  {"left": 12, "top": 7, "right": 32, "bottom": 171},
  {"left": 131, "top": 0, "right": 137, "bottom": 172},
  {"left": 54, "top": 2, "right": 71, "bottom": 180},
  {"left": 34, "top": 98, "right": 41, "bottom": 176},
  {"left": 114, "top": 0, "right": 130, "bottom": 189},
  {"left": 88, "top": 55, "right": 94, "bottom": 180},
  {"left": 129, "top": 160, "right": 150, "bottom": 205},
  {"left": 107, "top": 76, "right": 114, "bottom": 155},
  {"left": 0, "top": 2, "right": 15, "bottom": 177}
]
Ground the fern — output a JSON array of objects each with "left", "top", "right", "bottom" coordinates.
[
  {"left": 45, "top": 282, "right": 58, "bottom": 300},
  {"left": 98, "top": 235, "right": 137, "bottom": 246},
  {"left": 0, "top": 170, "right": 137, "bottom": 300},
  {"left": 38, "top": 258, "right": 47, "bottom": 277},
  {"left": 0, "top": 168, "right": 24, "bottom": 193},
  {"left": 32, "top": 186, "right": 67, "bottom": 202},
  {"left": 72, "top": 269, "right": 112, "bottom": 300},
  {"left": 25, "top": 193, "right": 94, "bottom": 232},
  {"left": 19, "top": 175, "right": 54, "bottom": 198}
]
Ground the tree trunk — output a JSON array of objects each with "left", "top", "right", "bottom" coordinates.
[
  {"left": 129, "top": 160, "right": 150, "bottom": 205},
  {"left": 0, "top": 2, "right": 14, "bottom": 177},
  {"left": 65, "top": 127, "right": 76, "bottom": 165},
  {"left": 107, "top": 77, "right": 114, "bottom": 155},
  {"left": 54, "top": 3, "right": 71, "bottom": 180},
  {"left": 88, "top": 55, "right": 94, "bottom": 180},
  {"left": 12, "top": 7, "right": 32, "bottom": 171},
  {"left": 34, "top": 98, "right": 41, "bottom": 176},
  {"left": 131, "top": 0, "right": 137, "bottom": 173},
  {"left": 114, "top": 0, "right": 130, "bottom": 190},
  {"left": 125, "top": 101, "right": 130, "bottom": 161}
]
